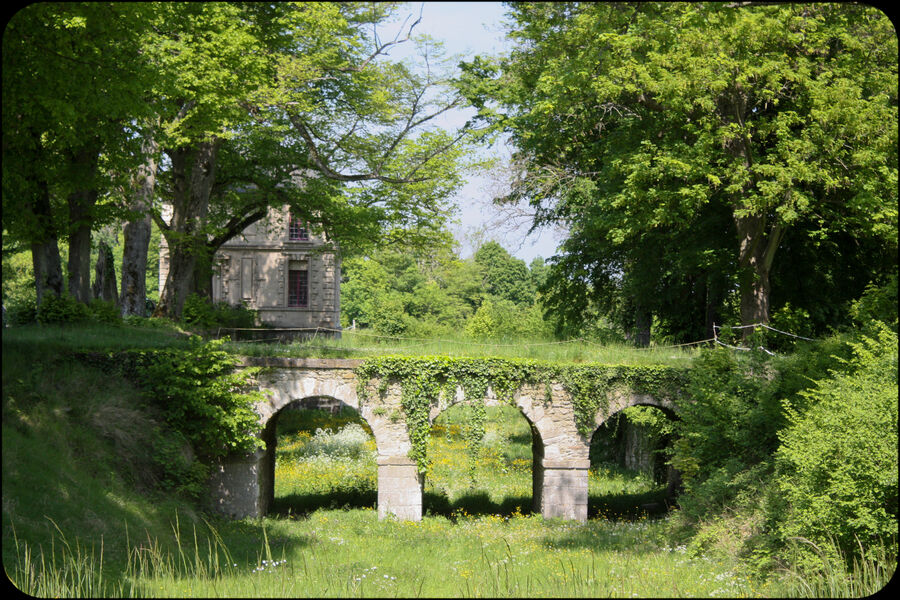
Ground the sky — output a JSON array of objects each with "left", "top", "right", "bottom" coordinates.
[{"left": 385, "top": 2, "right": 563, "bottom": 264}]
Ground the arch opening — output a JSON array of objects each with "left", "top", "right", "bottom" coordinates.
[
  {"left": 588, "top": 404, "right": 679, "bottom": 519},
  {"left": 263, "top": 397, "right": 378, "bottom": 516},
  {"left": 423, "top": 402, "right": 540, "bottom": 519}
]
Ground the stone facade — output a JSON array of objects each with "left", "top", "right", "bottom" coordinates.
[
  {"left": 159, "top": 205, "right": 341, "bottom": 330},
  {"left": 209, "top": 357, "right": 677, "bottom": 522}
]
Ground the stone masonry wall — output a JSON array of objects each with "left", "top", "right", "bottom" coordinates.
[{"left": 208, "top": 358, "right": 674, "bottom": 523}]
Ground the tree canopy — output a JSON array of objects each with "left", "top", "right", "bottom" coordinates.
[
  {"left": 3, "top": 2, "right": 475, "bottom": 319},
  {"left": 460, "top": 2, "right": 898, "bottom": 342}
]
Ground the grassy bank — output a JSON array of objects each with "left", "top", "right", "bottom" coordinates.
[
  {"left": 225, "top": 328, "right": 700, "bottom": 367},
  {"left": 2, "top": 323, "right": 893, "bottom": 596}
]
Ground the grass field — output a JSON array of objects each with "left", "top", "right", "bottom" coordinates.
[
  {"left": 225, "top": 327, "right": 701, "bottom": 367},
  {"left": 158, "top": 404, "right": 763, "bottom": 597},
  {"left": 3, "top": 324, "right": 892, "bottom": 597}
]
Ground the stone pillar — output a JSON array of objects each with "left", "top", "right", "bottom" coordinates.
[
  {"left": 208, "top": 448, "right": 268, "bottom": 519},
  {"left": 377, "top": 456, "right": 423, "bottom": 521},
  {"left": 540, "top": 459, "right": 589, "bottom": 522}
]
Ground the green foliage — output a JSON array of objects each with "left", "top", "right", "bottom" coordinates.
[
  {"left": 181, "top": 293, "right": 258, "bottom": 330},
  {"left": 667, "top": 323, "right": 898, "bottom": 579},
  {"left": 465, "top": 298, "right": 554, "bottom": 340},
  {"left": 849, "top": 272, "right": 899, "bottom": 329},
  {"left": 460, "top": 402, "right": 487, "bottom": 484},
  {"left": 151, "top": 429, "right": 210, "bottom": 501},
  {"left": 462, "top": 2, "right": 897, "bottom": 340},
  {"left": 464, "top": 298, "right": 504, "bottom": 340},
  {"left": 1, "top": 249, "right": 37, "bottom": 325},
  {"left": 129, "top": 337, "right": 264, "bottom": 459},
  {"left": 356, "top": 355, "right": 685, "bottom": 473},
  {"left": 668, "top": 347, "right": 783, "bottom": 525},
  {"left": 87, "top": 299, "right": 122, "bottom": 325},
  {"left": 370, "top": 293, "right": 414, "bottom": 336},
  {"left": 5, "top": 298, "right": 37, "bottom": 326},
  {"left": 342, "top": 244, "right": 556, "bottom": 341},
  {"left": 36, "top": 293, "right": 91, "bottom": 324},
  {"left": 773, "top": 324, "right": 898, "bottom": 566},
  {"left": 473, "top": 241, "right": 534, "bottom": 306},
  {"left": 299, "top": 424, "right": 374, "bottom": 461}
]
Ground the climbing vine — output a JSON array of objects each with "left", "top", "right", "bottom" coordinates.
[
  {"left": 356, "top": 356, "right": 687, "bottom": 474},
  {"left": 461, "top": 401, "right": 486, "bottom": 483}
]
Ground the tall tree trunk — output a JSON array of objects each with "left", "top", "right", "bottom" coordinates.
[
  {"left": 92, "top": 239, "right": 119, "bottom": 304},
  {"left": 30, "top": 181, "right": 64, "bottom": 308},
  {"left": 735, "top": 213, "right": 784, "bottom": 340},
  {"left": 633, "top": 305, "right": 651, "bottom": 347},
  {"left": 193, "top": 250, "right": 216, "bottom": 300},
  {"left": 67, "top": 189, "right": 98, "bottom": 303},
  {"left": 120, "top": 133, "right": 159, "bottom": 317},
  {"left": 66, "top": 145, "right": 100, "bottom": 303},
  {"left": 154, "top": 139, "right": 220, "bottom": 320}
]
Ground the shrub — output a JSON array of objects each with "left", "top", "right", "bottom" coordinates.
[
  {"left": 182, "top": 293, "right": 217, "bottom": 329},
  {"left": 36, "top": 293, "right": 91, "bottom": 324},
  {"left": 131, "top": 337, "right": 265, "bottom": 458},
  {"left": 151, "top": 428, "right": 210, "bottom": 500},
  {"left": 773, "top": 324, "right": 898, "bottom": 566},
  {"left": 6, "top": 298, "right": 37, "bottom": 326},
  {"left": 123, "top": 315, "right": 179, "bottom": 330},
  {"left": 182, "top": 293, "right": 258, "bottom": 330},
  {"left": 370, "top": 294, "right": 412, "bottom": 336},
  {"left": 849, "top": 273, "right": 898, "bottom": 329},
  {"left": 670, "top": 347, "right": 781, "bottom": 490},
  {"left": 300, "top": 423, "right": 372, "bottom": 460},
  {"left": 213, "top": 301, "right": 257, "bottom": 329},
  {"left": 87, "top": 299, "right": 122, "bottom": 325}
]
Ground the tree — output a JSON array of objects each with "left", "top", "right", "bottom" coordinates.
[
  {"left": 119, "top": 126, "right": 160, "bottom": 316},
  {"left": 473, "top": 241, "right": 534, "bottom": 306},
  {"left": 149, "top": 2, "right": 473, "bottom": 319},
  {"left": 461, "top": 2, "right": 897, "bottom": 340},
  {"left": 4, "top": 3, "right": 473, "bottom": 321},
  {"left": 3, "top": 3, "right": 158, "bottom": 307}
]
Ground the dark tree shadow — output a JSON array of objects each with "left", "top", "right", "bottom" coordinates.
[
  {"left": 423, "top": 490, "right": 534, "bottom": 520},
  {"left": 269, "top": 489, "right": 377, "bottom": 518},
  {"left": 589, "top": 487, "right": 672, "bottom": 520}
]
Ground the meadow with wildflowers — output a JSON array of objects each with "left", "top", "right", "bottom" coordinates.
[{"left": 3, "top": 324, "right": 895, "bottom": 596}]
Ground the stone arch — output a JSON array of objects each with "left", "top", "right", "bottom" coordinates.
[
  {"left": 586, "top": 391, "right": 679, "bottom": 470},
  {"left": 591, "top": 391, "right": 677, "bottom": 431},
  {"left": 208, "top": 359, "right": 685, "bottom": 524},
  {"left": 258, "top": 392, "right": 378, "bottom": 514},
  {"left": 424, "top": 383, "right": 548, "bottom": 515},
  {"left": 586, "top": 391, "right": 682, "bottom": 509}
]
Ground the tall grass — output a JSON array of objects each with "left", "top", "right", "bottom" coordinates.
[
  {"left": 10, "top": 513, "right": 894, "bottom": 598},
  {"left": 5, "top": 324, "right": 894, "bottom": 597},
  {"left": 776, "top": 537, "right": 897, "bottom": 597},
  {"left": 4, "top": 322, "right": 698, "bottom": 366},
  {"left": 8, "top": 519, "right": 129, "bottom": 597},
  {"left": 3, "top": 321, "right": 194, "bottom": 353}
]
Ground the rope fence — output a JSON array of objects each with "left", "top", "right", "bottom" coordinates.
[{"left": 210, "top": 321, "right": 817, "bottom": 356}]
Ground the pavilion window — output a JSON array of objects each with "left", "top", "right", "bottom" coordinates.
[
  {"left": 289, "top": 213, "right": 309, "bottom": 241},
  {"left": 288, "top": 269, "right": 308, "bottom": 307}
]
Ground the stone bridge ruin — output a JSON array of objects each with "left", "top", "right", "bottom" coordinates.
[{"left": 208, "top": 357, "right": 677, "bottom": 522}]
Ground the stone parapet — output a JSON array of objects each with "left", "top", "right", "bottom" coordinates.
[{"left": 239, "top": 357, "right": 365, "bottom": 369}]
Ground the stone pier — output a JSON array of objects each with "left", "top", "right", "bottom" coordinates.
[{"left": 376, "top": 456, "right": 423, "bottom": 521}]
